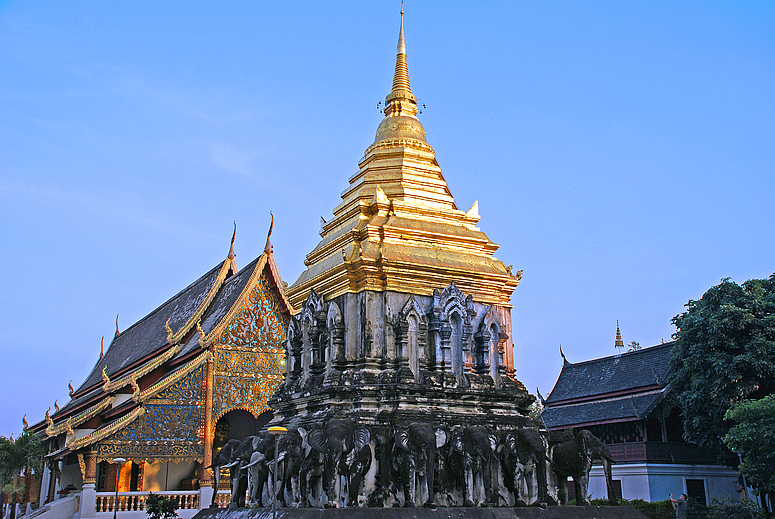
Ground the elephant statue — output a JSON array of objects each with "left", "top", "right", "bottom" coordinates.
[
  {"left": 307, "top": 418, "right": 372, "bottom": 508},
  {"left": 391, "top": 423, "right": 446, "bottom": 508},
  {"left": 448, "top": 426, "right": 498, "bottom": 507},
  {"left": 297, "top": 428, "right": 325, "bottom": 507},
  {"left": 275, "top": 428, "right": 305, "bottom": 506},
  {"left": 242, "top": 433, "right": 275, "bottom": 507},
  {"left": 550, "top": 429, "right": 616, "bottom": 505},
  {"left": 499, "top": 429, "right": 549, "bottom": 507},
  {"left": 209, "top": 439, "right": 242, "bottom": 507}
]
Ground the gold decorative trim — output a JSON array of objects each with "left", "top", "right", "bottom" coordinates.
[
  {"left": 166, "top": 259, "right": 237, "bottom": 344},
  {"left": 46, "top": 396, "right": 116, "bottom": 437},
  {"left": 199, "top": 255, "right": 273, "bottom": 347},
  {"left": 67, "top": 407, "right": 146, "bottom": 451},
  {"left": 133, "top": 351, "right": 211, "bottom": 403},
  {"left": 197, "top": 253, "right": 292, "bottom": 348},
  {"left": 77, "top": 454, "right": 86, "bottom": 481},
  {"left": 102, "top": 346, "right": 180, "bottom": 393},
  {"left": 95, "top": 454, "right": 203, "bottom": 465}
]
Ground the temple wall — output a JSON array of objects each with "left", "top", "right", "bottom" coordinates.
[{"left": 142, "top": 461, "right": 196, "bottom": 491}]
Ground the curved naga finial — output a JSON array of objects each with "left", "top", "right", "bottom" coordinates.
[
  {"left": 228, "top": 221, "right": 237, "bottom": 260},
  {"left": 54, "top": 400, "right": 60, "bottom": 413},
  {"left": 100, "top": 336, "right": 104, "bottom": 359},
  {"left": 130, "top": 375, "right": 141, "bottom": 402},
  {"left": 115, "top": 314, "right": 120, "bottom": 337},
  {"left": 559, "top": 344, "right": 567, "bottom": 363},
  {"left": 165, "top": 318, "right": 173, "bottom": 343},
  {"left": 45, "top": 407, "right": 53, "bottom": 427},
  {"left": 22, "top": 415, "right": 29, "bottom": 431},
  {"left": 102, "top": 366, "right": 111, "bottom": 386},
  {"left": 68, "top": 380, "right": 74, "bottom": 397},
  {"left": 196, "top": 319, "right": 207, "bottom": 348},
  {"left": 264, "top": 212, "right": 274, "bottom": 255}
]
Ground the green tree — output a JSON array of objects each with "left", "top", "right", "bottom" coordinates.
[
  {"left": 145, "top": 493, "right": 178, "bottom": 519},
  {"left": 669, "top": 274, "right": 775, "bottom": 457},
  {"left": 0, "top": 431, "right": 44, "bottom": 519},
  {"left": 724, "top": 395, "right": 775, "bottom": 513}
]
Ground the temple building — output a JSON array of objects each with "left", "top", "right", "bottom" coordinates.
[
  {"left": 542, "top": 339, "right": 742, "bottom": 504},
  {"left": 27, "top": 227, "right": 292, "bottom": 516}
]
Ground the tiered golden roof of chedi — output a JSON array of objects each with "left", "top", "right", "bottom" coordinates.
[{"left": 287, "top": 14, "right": 521, "bottom": 308}]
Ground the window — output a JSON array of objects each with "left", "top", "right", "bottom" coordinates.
[{"left": 686, "top": 479, "right": 706, "bottom": 505}]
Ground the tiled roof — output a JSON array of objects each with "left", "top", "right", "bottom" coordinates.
[
  {"left": 542, "top": 389, "right": 665, "bottom": 429},
  {"left": 73, "top": 261, "right": 227, "bottom": 396},
  {"left": 545, "top": 342, "right": 674, "bottom": 404}
]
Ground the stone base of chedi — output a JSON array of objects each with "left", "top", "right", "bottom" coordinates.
[{"left": 267, "top": 286, "right": 537, "bottom": 508}]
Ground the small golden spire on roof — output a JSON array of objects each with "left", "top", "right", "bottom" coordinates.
[
  {"left": 45, "top": 407, "right": 52, "bottom": 427},
  {"left": 100, "top": 336, "right": 104, "bottom": 359},
  {"left": 115, "top": 314, "right": 120, "bottom": 337},
  {"left": 615, "top": 320, "right": 624, "bottom": 352},
  {"left": 264, "top": 212, "right": 274, "bottom": 255},
  {"left": 22, "top": 415, "right": 28, "bottom": 431},
  {"left": 228, "top": 221, "right": 237, "bottom": 260},
  {"left": 68, "top": 380, "right": 74, "bottom": 397},
  {"left": 54, "top": 400, "right": 59, "bottom": 413}
]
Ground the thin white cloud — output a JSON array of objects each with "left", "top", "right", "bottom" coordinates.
[{"left": 208, "top": 142, "right": 261, "bottom": 178}]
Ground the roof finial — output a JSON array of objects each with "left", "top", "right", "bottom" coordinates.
[
  {"left": 100, "top": 336, "right": 104, "bottom": 358},
  {"left": 228, "top": 221, "right": 237, "bottom": 260},
  {"left": 615, "top": 320, "right": 624, "bottom": 352},
  {"left": 384, "top": 9, "right": 418, "bottom": 118},
  {"left": 115, "top": 314, "right": 120, "bottom": 337},
  {"left": 54, "top": 400, "right": 60, "bottom": 413},
  {"left": 68, "top": 380, "right": 75, "bottom": 397},
  {"left": 264, "top": 212, "right": 274, "bottom": 255},
  {"left": 559, "top": 344, "right": 568, "bottom": 365},
  {"left": 22, "top": 415, "right": 28, "bottom": 431}
]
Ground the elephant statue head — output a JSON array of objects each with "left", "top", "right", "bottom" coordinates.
[
  {"left": 447, "top": 426, "right": 498, "bottom": 507},
  {"left": 499, "top": 429, "right": 549, "bottom": 507},
  {"left": 307, "top": 418, "right": 371, "bottom": 508},
  {"left": 550, "top": 429, "right": 616, "bottom": 505},
  {"left": 391, "top": 422, "right": 446, "bottom": 508}
]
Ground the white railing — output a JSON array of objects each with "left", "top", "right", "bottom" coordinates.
[{"left": 95, "top": 491, "right": 199, "bottom": 512}]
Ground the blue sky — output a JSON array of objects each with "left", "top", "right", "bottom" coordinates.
[{"left": 1, "top": 1, "right": 773, "bottom": 436}]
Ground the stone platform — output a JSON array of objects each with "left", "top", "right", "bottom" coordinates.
[{"left": 193, "top": 507, "right": 648, "bottom": 519}]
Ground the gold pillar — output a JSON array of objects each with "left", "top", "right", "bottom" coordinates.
[
  {"left": 200, "top": 357, "right": 214, "bottom": 486},
  {"left": 84, "top": 452, "right": 97, "bottom": 485}
]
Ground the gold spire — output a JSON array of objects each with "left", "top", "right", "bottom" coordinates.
[
  {"left": 286, "top": 10, "right": 521, "bottom": 308},
  {"left": 115, "top": 314, "right": 120, "bottom": 337},
  {"left": 383, "top": 10, "right": 419, "bottom": 120},
  {"left": 100, "top": 336, "right": 104, "bottom": 359},
  {"left": 615, "top": 321, "right": 624, "bottom": 350}
]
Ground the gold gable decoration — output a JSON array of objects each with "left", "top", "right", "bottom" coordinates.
[{"left": 212, "top": 270, "right": 288, "bottom": 419}]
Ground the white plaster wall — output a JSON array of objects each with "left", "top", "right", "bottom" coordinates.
[
  {"left": 59, "top": 461, "right": 81, "bottom": 491},
  {"left": 588, "top": 463, "right": 741, "bottom": 503},
  {"left": 142, "top": 461, "right": 196, "bottom": 491}
]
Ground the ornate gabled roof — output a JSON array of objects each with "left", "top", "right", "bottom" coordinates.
[
  {"left": 286, "top": 15, "right": 522, "bottom": 307},
  {"left": 542, "top": 342, "right": 675, "bottom": 429}
]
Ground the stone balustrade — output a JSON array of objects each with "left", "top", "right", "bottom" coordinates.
[{"left": 94, "top": 491, "right": 199, "bottom": 512}]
